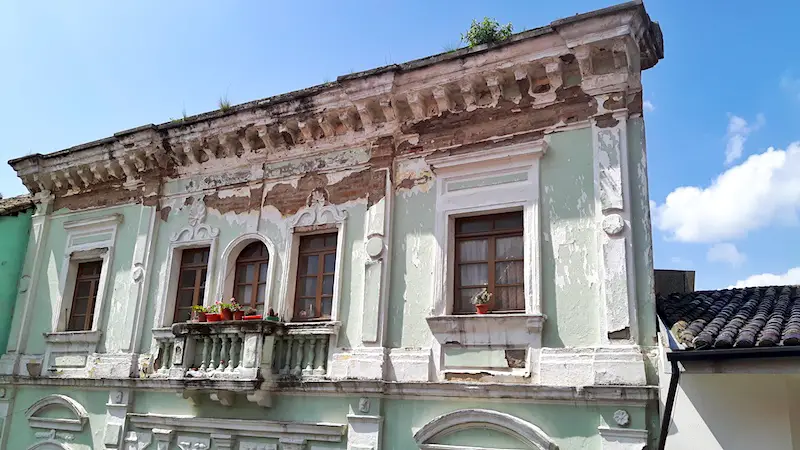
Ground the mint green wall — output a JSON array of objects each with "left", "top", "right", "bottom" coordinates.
[
  {"left": 540, "top": 128, "right": 599, "bottom": 348},
  {"left": 0, "top": 210, "right": 32, "bottom": 354},
  {"left": 6, "top": 387, "right": 107, "bottom": 450}
]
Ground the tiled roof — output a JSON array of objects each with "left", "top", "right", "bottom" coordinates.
[
  {"left": 657, "top": 285, "right": 800, "bottom": 350},
  {"left": 0, "top": 194, "right": 33, "bottom": 216}
]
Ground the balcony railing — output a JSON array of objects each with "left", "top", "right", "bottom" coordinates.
[{"left": 149, "top": 320, "right": 337, "bottom": 386}]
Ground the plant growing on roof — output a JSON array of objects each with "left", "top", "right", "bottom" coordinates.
[
  {"left": 218, "top": 95, "right": 231, "bottom": 112},
  {"left": 461, "top": 17, "right": 513, "bottom": 48}
]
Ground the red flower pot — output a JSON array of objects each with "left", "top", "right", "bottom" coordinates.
[
  {"left": 206, "top": 313, "right": 221, "bottom": 322},
  {"left": 195, "top": 312, "right": 207, "bottom": 322},
  {"left": 233, "top": 310, "right": 244, "bottom": 320},
  {"left": 475, "top": 304, "right": 491, "bottom": 315},
  {"left": 243, "top": 315, "right": 262, "bottom": 321},
  {"left": 220, "top": 308, "right": 233, "bottom": 321}
]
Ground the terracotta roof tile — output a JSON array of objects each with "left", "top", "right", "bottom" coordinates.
[{"left": 657, "top": 285, "right": 800, "bottom": 349}]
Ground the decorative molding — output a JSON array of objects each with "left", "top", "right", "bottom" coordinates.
[
  {"left": 27, "top": 440, "right": 73, "bottom": 450},
  {"left": 177, "top": 434, "right": 210, "bottom": 450},
  {"left": 597, "top": 426, "right": 648, "bottom": 450},
  {"left": 63, "top": 213, "right": 123, "bottom": 231},
  {"left": 427, "top": 314, "right": 545, "bottom": 347},
  {"left": 128, "top": 414, "right": 346, "bottom": 443},
  {"left": 289, "top": 191, "right": 347, "bottom": 229},
  {"left": 171, "top": 200, "right": 220, "bottom": 243},
  {"left": 427, "top": 140, "right": 547, "bottom": 174},
  {"left": 414, "top": 409, "right": 558, "bottom": 450},
  {"left": 538, "top": 347, "right": 646, "bottom": 387},
  {"left": 613, "top": 410, "right": 630, "bottom": 427},
  {"left": 215, "top": 232, "right": 278, "bottom": 308},
  {"left": 26, "top": 395, "right": 89, "bottom": 432}
]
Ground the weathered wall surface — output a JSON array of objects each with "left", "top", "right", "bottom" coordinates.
[{"left": 0, "top": 210, "right": 32, "bottom": 355}]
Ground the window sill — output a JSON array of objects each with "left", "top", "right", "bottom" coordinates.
[
  {"left": 282, "top": 321, "right": 341, "bottom": 336},
  {"left": 43, "top": 330, "right": 102, "bottom": 345},
  {"left": 426, "top": 314, "right": 545, "bottom": 347}
]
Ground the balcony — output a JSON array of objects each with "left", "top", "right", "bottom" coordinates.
[{"left": 149, "top": 320, "right": 338, "bottom": 406}]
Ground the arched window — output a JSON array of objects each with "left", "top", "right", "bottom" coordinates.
[{"left": 234, "top": 242, "right": 269, "bottom": 313}]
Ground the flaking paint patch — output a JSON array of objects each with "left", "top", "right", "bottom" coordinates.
[{"left": 395, "top": 157, "right": 433, "bottom": 197}]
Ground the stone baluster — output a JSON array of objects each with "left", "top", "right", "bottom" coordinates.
[
  {"left": 292, "top": 337, "right": 305, "bottom": 376},
  {"left": 227, "top": 335, "right": 238, "bottom": 372},
  {"left": 313, "top": 336, "right": 328, "bottom": 376},
  {"left": 302, "top": 338, "right": 314, "bottom": 376},
  {"left": 272, "top": 337, "right": 283, "bottom": 373},
  {"left": 200, "top": 337, "right": 211, "bottom": 371},
  {"left": 237, "top": 333, "right": 245, "bottom": 370},
  {"left": 208, "top": 336, "right": 220, "bottom": 373},
  {"left": 281, "top": 338, "right": 293, "bottom": 375},
  {"left": 219, "top": 335, "right": 230, "bottom": 371}
]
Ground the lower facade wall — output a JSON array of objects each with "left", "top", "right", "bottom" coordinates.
[{"left": 1, "top": 386, "right": 655, "bottom": 450}]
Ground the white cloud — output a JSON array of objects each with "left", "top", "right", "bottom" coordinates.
[
  {"left": 706, "top": 243, "right": 745, "bottom": 267},
  {"left": 652, "top": 142, "right": 800, "bottom": 243},
  {"left": 780, "top": 73, "right": 800, "bottom": 101},
  {"left": 643, "top": 100, "right": 655, "bottom": 112},
  {"left": 670, "top": 256, "right": 693, "bottom": 268},
  {"left": 732, "top": 267, "right": 800, "bottom": 288},
  {"left": 725, "top": 113, "right": 764, "bottom": 164}
]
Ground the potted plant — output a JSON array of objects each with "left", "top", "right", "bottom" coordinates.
[
  {"left": 191, "top": 304, "right": 208, "bottom": 322},
  {"left": 266, "top": 308, "right": 280, "bottom": 322},
  {"left": 231, "top": 299, "right": 244, "bottom": 320},
  {"left": 206, "top": 304, "right": 221, "bottom": 322},
  {"left": 471, "top": 289, "right": 492, "bottom": 314},
  {"left": 217, "top": 299, "right": 236, "bottom": 321},
  {"left": 244, "top": 307, "right": 262, "bottom": 321}
]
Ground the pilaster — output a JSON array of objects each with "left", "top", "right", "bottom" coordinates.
[
  {"left": 592, "top": 110, "right": 638, "bottom": 344},
  {"left": 103, "top": 389, "right": 132, "bottom": 449},
  {"left": 1, "top": 190, "right": 53, "bottom": 374},
  {"left": 360, "top": 168, "right": 392, "bottom": 346},
  {"left": 125, "top": 204, "right": 159, "bottom": 354}
]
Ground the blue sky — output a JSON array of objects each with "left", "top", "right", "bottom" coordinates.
[{"left": 2, "top": 1, "right": 799, "bottom": 290}]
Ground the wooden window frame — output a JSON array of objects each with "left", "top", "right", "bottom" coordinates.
[
  {"left": 293, "top": 233, "right": 337, "bottom": 321},
  {"left": 453, "top": 212, "right": 524, "bottom": 314},
  {"left": 66, "top": 261, "right": 103, "bottom": 331},
  {"left": 234, "top": 242, "right": 270, "bottom": 310},
  {"left": 173, "top": 247, "right": 210, "bottom": 323}
]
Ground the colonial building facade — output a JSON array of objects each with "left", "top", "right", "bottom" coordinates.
[{"left": 0, "top": 2, "right": 663, "bottom": 449}]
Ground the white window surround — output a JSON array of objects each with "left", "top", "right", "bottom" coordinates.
[
  {"left": 413, "top": 408, "right": 558, "bottom": 450},
  {"left": 277, "top": 191, "right": 347, "bottom": 327},
  {"left": 427, "top": 141, "right": 546, "bottom": 317},
  {"left": 425, "top": 141, "right": 547, "bottom": 377},
  {"left": 53, "top": 214, "right": 122, "bottom": 335},
  {"left": 215, "top": 232, "right": 278, "bottom": 309},
  {"left": 26, "top": 394, "right": 89, "bottom": 432},
  {"left": 155, "top": 199, "right": 219, "bottom": 327}
]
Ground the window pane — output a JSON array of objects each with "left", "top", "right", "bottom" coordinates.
[
  {"left": 236, "top": 285, "right": 249, "bottom": 305},
  {"left": 302, "top": 236, "right": 326, "bottom": 250},
  {"left": 322, "top": 275, "right": 334, "bottom": 295},
  {"left": 457, "top": 217, "right": 492, "bottom": 234},
  {"left": 459, "top": 263, "right": 488, "bottom": 286},
  {"left": 324, "top": 253, "right": 336, "bottom": 273},
  {"left": 68, "top": 315, "right": 86, "bottom": 331},
  {"left": 324, "top": 234, "right": 337, "bottom": 247},
  {"left": 496, "top": 261, "right": 524, "bottom": 285},
  {"left": 301, "top": 277, "right": 317, "bottom": 297},
  {"left": 458, "top": 288, "right": 484, "bottom": 312},
  {"left": 180, "top": 269, "right": 196, "bottom": 288},
  {"left": 257, "top": 284, "right": 266, "bottom": 305},
  {"left": 496, "top": 286, "right": 524, "bottom": 311},
  {"left": 72, "top": 297, "right": 88, "bottom": 315},
  {"left": 496, "top": 236, "right": 523, "bottom": 260},
  {"left": 259, "top": 262, "right": 269, "bottom": 282},
  {"left": 235, "top": 265, "right": 247, "bottom": 283},
  {"left": 175, "top": 308, "right": 192, "bottom": 323},
  {"left": 495, "top": 213, "right": 523, "bottom": 230},
  {"left": 321, "top": 298, "right": 332, "bottom": 317},
  {"left": 75, "top": 280, "right": 92, "bottom": 298},
  {"left": 458, "top": 239, "right": 488, "bottom": 262},
  {"left": 301, "top": 255, "right": 319, "bottom": 275},
  {"left": 78, "top": 262, "right": 101, "bottom": 277},
  {"left": 244, "top": 264, "right": 255, "bottom": 283},
  {"left": 178, "top": 290, "right": 194, "bottom": 307},
  {"left": 199, "top": 269, "right": 207, "bottom": 288},
  {"left": 297, "top": 298, "right": 316, "bottom": 319}
]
